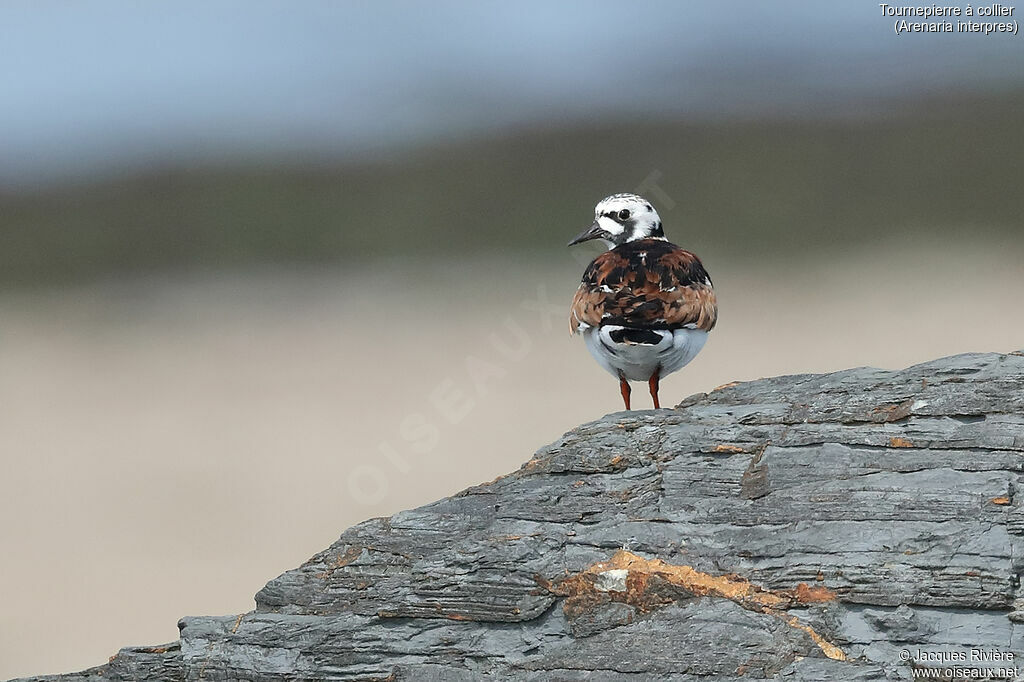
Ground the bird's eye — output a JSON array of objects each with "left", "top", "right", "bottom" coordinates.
[{"left": 618, "top": 209, "right": 631, "bottom": 220}]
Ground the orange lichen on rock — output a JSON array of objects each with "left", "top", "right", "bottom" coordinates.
[
  {"left": 873, "top": 399, "right": 914, "bottom": 422},
  {"left": 333, "top": 545, "right": 363, "bottom": 568},
  {"left": 317, "top": 545, "right": 364, "bottom": 579},
  {"left": 788, "top": 582, "right": 838, "bottom": 603},
  {"left": 889, "top": 437, "right": 914, "bottom": 448},
  {"left": 781, "top": 614, "right": 847, "bottom": 661},
  {"left": 713, "top": 444, "right": 747, "bottom": 454},
  {"left": 597, "top": 551, "right": 790, "bottom": 611},
  {"left": 541, "top": 550, "right": 846, "bottom": 662}
]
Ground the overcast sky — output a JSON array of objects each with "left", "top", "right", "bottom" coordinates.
[{"left": 2, "top": 1, "right": 1021, "bottom": 187}]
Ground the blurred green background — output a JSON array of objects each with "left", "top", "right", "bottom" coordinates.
[
  {"left": 2, "top": 2, "right": 1023, "bottom": 679},
  {"left": 5, "top": 93, "right": 1024, "bottom": 286}
]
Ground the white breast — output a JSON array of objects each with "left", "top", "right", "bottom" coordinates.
[{"left": 583, "top": 325, "right": 708, "bottom": 382}]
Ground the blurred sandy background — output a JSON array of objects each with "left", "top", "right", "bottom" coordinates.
[{"left": 2, "top": 2, "right": 1023, "bottom": 678}]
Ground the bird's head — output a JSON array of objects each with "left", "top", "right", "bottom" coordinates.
[{"left": 567, "top": 193, "right": 665, "bottom": 249}]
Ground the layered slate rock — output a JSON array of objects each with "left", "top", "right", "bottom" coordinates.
[{"left": 14, "top": 351, "right": 1024, "bottom": 681}]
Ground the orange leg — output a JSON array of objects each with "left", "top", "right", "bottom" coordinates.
[
  {"left": 648, "top": 370, "right": 661, "bottom": 409},
  {"left": 619, "top": 377, "right": 631, "bottom": 410}
]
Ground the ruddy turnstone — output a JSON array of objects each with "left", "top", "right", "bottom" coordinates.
[{"left": 568, "top": 193, "right": 717, "bottom": 410}]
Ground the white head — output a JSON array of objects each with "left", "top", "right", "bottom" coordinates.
[{"left": 567, "top": 193, "right": 665, "bottom": 249}]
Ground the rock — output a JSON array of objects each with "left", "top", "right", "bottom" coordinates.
[{"left": 12, "top": 350, "right": 1024, "bottom": 681}]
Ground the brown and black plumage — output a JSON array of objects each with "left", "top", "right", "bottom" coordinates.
[
  {"left": 568, "top": 194, "right": 717, "bottom": 410},
  {"left": 569, "top": 238, "right": 717, "bottom": 334}
]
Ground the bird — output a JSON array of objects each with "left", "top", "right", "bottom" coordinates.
[{"left": 567, "top": 193, "right": 717, "bottom": 410}]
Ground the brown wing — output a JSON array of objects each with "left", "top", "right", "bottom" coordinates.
[{"left": 569, "top": 239, "right": 717, "bottom": 334}]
